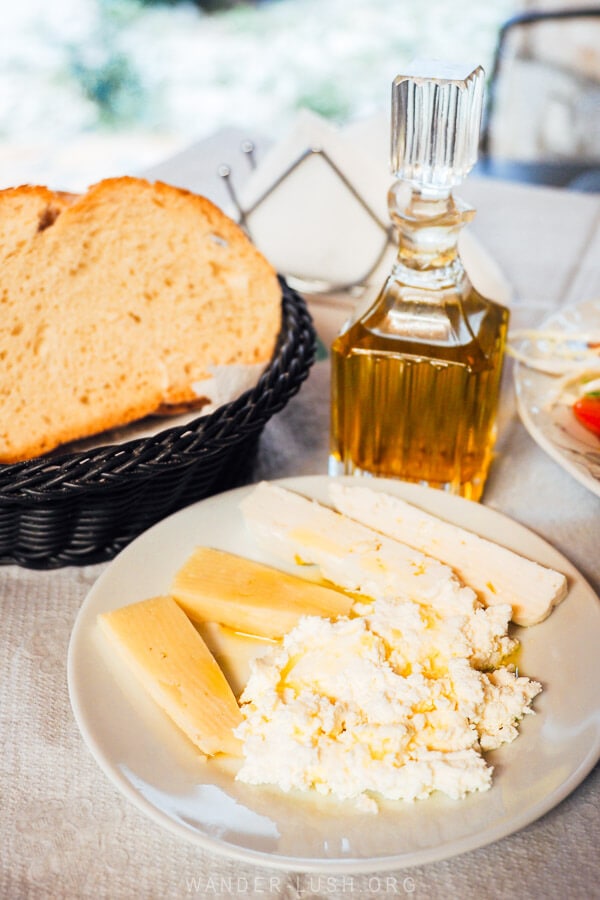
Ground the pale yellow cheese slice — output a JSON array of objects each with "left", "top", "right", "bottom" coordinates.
[
  {"left": 171, "top": 546, "right": 353, "bottom": 639},
  {"left": 98, "top": 595, "right": 242, "bottom": 757}
]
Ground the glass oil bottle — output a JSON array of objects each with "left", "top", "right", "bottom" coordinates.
[{"left": 329, "top": 61, "right": 509, "bottom": 501}]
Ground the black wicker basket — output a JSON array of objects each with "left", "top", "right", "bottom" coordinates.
[{"left": 0, "top": 278, "right": 316, "bottom": 569}]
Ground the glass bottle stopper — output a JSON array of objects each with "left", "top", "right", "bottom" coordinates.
[{"left": 391, "top": 60, "right": 485, "bottom": 198}]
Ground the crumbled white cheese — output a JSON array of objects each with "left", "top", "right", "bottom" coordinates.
[
  {"left": 235, "top": 598, "right": 541, "bottom": 810},
  {"left": 236, "top": 483, "right": 542, "bottom": 810}
]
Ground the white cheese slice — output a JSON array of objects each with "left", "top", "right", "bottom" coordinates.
[
  {"left": 240, "top": 482, "right": 480, "bottom": 614},
  {"left": 329, "top": 484, "right": 568, "bottom": 627}
]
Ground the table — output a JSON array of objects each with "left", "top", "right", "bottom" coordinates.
[{"left": 1, "top": 133, "right": 599, "bottom": 900}]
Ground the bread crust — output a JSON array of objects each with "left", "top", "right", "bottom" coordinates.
[{"left": 0, "top": 177, "right": 281, "bottom": 463}]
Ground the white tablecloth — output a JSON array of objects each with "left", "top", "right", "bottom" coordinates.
[{"left": 1, "top": 134, "right": 599, "bottom": 899}]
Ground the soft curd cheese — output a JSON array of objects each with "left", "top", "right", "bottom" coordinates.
[
  {"left": 235, "top": 594, "right": 541, "bottom": 810},
  {"left": 236, "top": 483, "right": 543, "bottom": 811}
]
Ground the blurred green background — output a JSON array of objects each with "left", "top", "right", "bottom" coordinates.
[{"left": 0, "top": 0, "right": 515, "bottom": 188}]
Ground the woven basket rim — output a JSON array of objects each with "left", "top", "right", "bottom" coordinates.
[{"left": 0, "top": 277, "right": 315, "bottom": 502}]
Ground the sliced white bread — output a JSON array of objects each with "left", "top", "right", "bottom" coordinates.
[{"left": 0, "top": 177, "right": 281, "bottom": 463}]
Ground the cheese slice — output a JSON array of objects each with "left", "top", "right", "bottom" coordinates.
[
  {"left": 239, "top": 482, "right": 479, "bottom": 613},
  {"left": 329, "top": 483, "right": 568, "bottom": 627},
  {"left": 171, "top": 546, "right": 353, "bottom": 638},
  {"left": 98, "top": 596, "right": 242, "bottom": 757}
]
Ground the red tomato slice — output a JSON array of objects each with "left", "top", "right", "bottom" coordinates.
[{"left": 573, "top": 391, "right": 600, "bottom": 437}]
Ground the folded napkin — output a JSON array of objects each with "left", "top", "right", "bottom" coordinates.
[
  {"left": 237, "top": 110, "right": 390, "bottom": 290},
  {"left": 236, "top": 109, "right": 513, "bottom": 306}
]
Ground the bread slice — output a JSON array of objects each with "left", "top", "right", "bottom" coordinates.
[{"left": 0, "top": 177, "right": 281, "bottom": 463}]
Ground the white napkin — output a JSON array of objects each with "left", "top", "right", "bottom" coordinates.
[
  {"left": 238, "top": 110, "right": 391, "bottom": 289},
  {"left": 237, "top": 109, "right": 512, "bottom": 305}
]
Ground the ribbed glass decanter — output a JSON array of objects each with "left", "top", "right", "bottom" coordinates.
[{"left": 329, "top": 61, "right": 509, "bottom": 501}]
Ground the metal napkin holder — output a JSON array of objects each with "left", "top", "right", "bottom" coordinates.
[{"left": 218, "top": 140, "right": 394, "bottom": 295}]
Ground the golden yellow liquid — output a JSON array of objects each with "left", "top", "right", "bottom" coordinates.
[{"left": 330, "top": 287, "right": 508, "bottom": 502}]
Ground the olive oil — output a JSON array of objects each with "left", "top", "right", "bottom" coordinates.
[
  {"left": 329, "top": 62, "right": 509, "bottom": 501},
  {"left": 330, "top": 286, "right": 508, "bottom": 501}
]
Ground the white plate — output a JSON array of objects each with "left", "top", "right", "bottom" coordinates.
[
  {"left": 68, "top": 476, "right": 600, "bottom": 873},
  {"left": 513, "top": 299, "right": 600, "bottom": 497}
]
